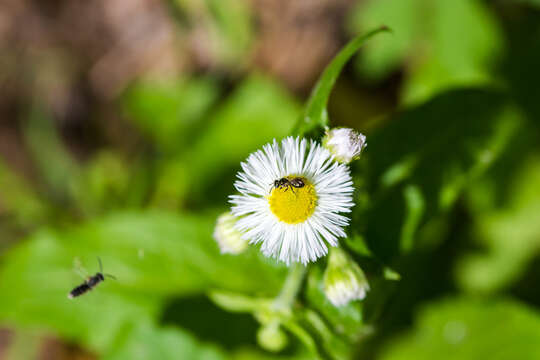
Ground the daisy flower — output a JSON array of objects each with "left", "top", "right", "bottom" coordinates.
[{"left": 229, "top": 136, "right": 355, "bottom": 264}]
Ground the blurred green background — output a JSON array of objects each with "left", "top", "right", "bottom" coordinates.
[{"left": 1, "top": 0, "right": 540, "bottom": 359}]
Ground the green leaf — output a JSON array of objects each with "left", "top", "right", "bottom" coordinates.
[
  {"left": 457, "top": 154, "right": 540, "bottom": 293},
  {"left": 350, "top": 0, "right": 503, "bottom": 104},
  {"left": 380, "top": 297, "right": 540, "bottom": 360},
  {"left": 0, "top": 231, "right": 160, "bottom": 352},
  {"left": 402, "top": 0, "right": 503, "bottom": 105},
  {"left": 383, "top": 267, "right": 401, "bottom": 281},
  {"left": 400, "top": 184, "right": 425, "bottom": 252},
  {"left": 0, "top": 211, "right": 286, "bottom": 351},
  {"left": 104, "top": 321, "right": 226, "bottom": 360},
  {"left": 348, "top": 0, "right": 421, "bottom": 80},
  {"left": 293, "top": 27, "right": 390, "bottom": 137},
  {"left": 358, "top": 90, "right": 522, "bottom": 259}
]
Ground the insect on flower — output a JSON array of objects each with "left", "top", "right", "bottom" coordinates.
[
  {"left": 230, "top": 137, "right": 355, "bottom": 264},
  {"left": 271, "top": 177, "right": 305, "bottom": 194},
  {"left": 68, "top": 257, "right": 116, "bottom": 299}
]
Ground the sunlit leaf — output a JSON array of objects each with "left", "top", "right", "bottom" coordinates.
[
  {"left": 0, "top": 211, "right": 286, "bottom": 352},
  {"left": 104, "top": 321, "right": 226, "bottom": 360},
  {"left": 457, "top": 155, "right": 540, "bottom": 293},
  {"left": 380, "top": 297, "right": 540, "bottom": 360},
  {"left": 351, "top": 0, "right": 503, "bottom": 104}
]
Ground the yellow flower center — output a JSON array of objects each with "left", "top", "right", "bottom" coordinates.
[{"left": 268, "top": 176, "right": 317, "bottom": 224}]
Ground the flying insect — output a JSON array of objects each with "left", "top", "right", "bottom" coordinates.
[{"left": 68, "top": 257, "right": 116, "bottom": 299}]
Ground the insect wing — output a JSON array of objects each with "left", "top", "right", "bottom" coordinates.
[{"left": 73, "top": 257, "right": 89, "bottom": 279}]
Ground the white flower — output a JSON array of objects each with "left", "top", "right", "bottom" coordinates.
[
  {"left": 323, "top": 128, "right": 367, "bottom": 164},
  {"left": 213, "top": 212, "right": 249, "bottom": 254},
  {"left": 323, "top": 247, "right": 369, "bottom": 306},
  {"left": 229, "top": 136, "right": 354, "bottom": 265}
]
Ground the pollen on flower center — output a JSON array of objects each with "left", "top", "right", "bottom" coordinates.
[{"left": 268, "top": 176, "right": 317, "bottom": 224}]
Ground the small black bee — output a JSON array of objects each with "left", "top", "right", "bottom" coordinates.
[
  {"left": 271, "top": 177, "right": 305, "bottom": 193},
  {"left": 68, "top": 258, "right": 115, "bottom": 299}
]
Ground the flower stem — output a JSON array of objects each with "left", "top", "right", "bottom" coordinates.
[{"left": 273, "top": 263, "right": 307, "bottom": 311}]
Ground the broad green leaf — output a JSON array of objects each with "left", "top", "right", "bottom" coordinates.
[
  {"left": 380, "top": 297, "right": 540, "bottom": 360},
  {"left": 2, "top": 211, "right": 285, "bottom": 296},
  {"left": 402, "top": 0, "right": 503, "bottom": 105},
  {"left": 104, "top": 321, "right": 226, "bottom": 360},
  {"left": 0, "top": 211, "right": 286, "bottom": 351},
  {"left": 457, "top": 154, "right": 540, "bottom": 293},
  {"left": 0, "top": 230, "right": 160, "bottom": 352},
  {"left": 355, "top": 90, "right": 522, "bottom": 259},
  {"left": 348, "top": 0, "right": 421, "bottom": 80},
  {"left": 351, "top": 0, "right": 503, "bottom": 104},
  {"left": 293, "top": 27, "right": 390, "bottom": 137}
]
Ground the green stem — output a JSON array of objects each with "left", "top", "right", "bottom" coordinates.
[{"left": 273, "top": 263, "right": 307, "bottom": 311}]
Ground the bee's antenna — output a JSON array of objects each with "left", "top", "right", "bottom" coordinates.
[{"left": 97, "top": 257, "right": 103, "bottom": 273}]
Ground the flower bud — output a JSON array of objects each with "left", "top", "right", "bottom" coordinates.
[
  {"left": 257, "top": 321, "right": 288, "bottom": 352},
  {"left": 213, "top": 212, "right": 248, "bottom": 254},
  {"left": 323, "top": 247, "right": 370, "bottom": 307},
  {"left": 323, "top": 128, "right": 367, "bottom": 164}
]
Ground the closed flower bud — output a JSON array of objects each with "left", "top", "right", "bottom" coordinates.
[
  {"left": 213, "top": 212, "right": 248, "bottom": 254},
  {"left": 323, "top": 247, "right": 369, "bottom": 307},
  {"left": 257, "top": 321, "right": 288, "bottom": 352},
  {"left": 323, "top": 128, "right": 367, "bottom": 164}
]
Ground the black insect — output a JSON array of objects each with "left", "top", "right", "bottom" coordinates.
[
  {"left": 68, "top": 258, "right": 116, "bottom": 299},
  {"left": 271, "top": 177, "right": 305, "bottom": 193}
]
